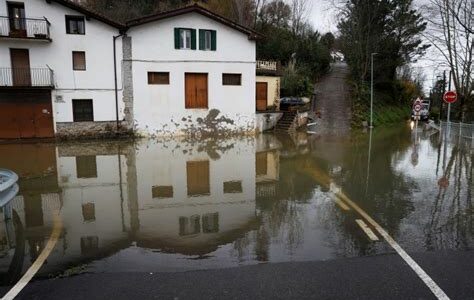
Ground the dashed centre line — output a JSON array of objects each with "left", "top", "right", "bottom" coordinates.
[{"left": 335, "top": 191, "right": 450, "bottom": 300}]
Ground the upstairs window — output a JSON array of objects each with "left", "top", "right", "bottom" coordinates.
[
  {"left": 199, "top": 30, "right": 216, "bottom": 51},
  {"left": 66, "top": 15, "right": 85, "bottom": 34},
  {"left": 72, "top": 51, "right": 86, "bottom": 71},
  {"left": 174, "top": 28, "right": 196, "bottom": 50}
]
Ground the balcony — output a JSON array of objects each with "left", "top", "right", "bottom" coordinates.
[
  {"left": 0, "top": 67, "right": 54, "bottom": 89},
  {"left": 0, "top": 16, "right": 51, "bottom": 41},
  {"left": 256, "top": 60, "right": 283, "bottom": 76}
]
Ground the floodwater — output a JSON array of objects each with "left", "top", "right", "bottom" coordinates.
[{"left": 0, "top": 125, "right": 472, "bottom": 285}]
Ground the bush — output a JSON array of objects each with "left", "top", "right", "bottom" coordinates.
[{"left": 281, "top": 67, "right": 313, "bottom": 97}]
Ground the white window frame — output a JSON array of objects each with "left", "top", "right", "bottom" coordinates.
[{"left": 180, "top": 29, "right": 192, "bottom": 49}]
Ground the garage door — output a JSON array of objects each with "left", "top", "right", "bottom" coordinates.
[{"left": 0, "top": 90, "right": 54, "bottom": 139}]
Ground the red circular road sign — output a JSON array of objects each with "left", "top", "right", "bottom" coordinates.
[{"left": 443, "top": 91, "right": 458, "bottom": 104}]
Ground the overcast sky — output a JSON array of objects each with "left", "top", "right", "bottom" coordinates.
[
  {"left": 308, "top": 0, "right": 338, "bottom": 33},
  {"left": 306, "top": 0, "right": 443, "bottom": 92}
]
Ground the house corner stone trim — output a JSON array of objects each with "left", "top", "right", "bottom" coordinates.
[{"left": 122, "top": 35, "right": 135, "bottom": 130}]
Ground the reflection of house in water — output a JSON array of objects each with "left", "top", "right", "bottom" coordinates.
[
  {"left": 256, "top": 134, "right": 282, "bottom": 200},
  {"left": 51, "top": 143, "right": 132, "bottom": 264},
  {"left": 133, "top": 139, "right": 259, "bottom": 255},
  {"left": 0, "top": 137, "right": 266, "bottom": 278}
]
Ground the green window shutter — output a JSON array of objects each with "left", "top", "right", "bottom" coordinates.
[
  {"left": 199, "top": 29, "right": 205, "bottom": 50},
  {"left": 211, "top": 30, "right": 217, "bottom": 51},
  {"left": 174, "top": 28, "right": 180, "bottom": 49},
  {"left": 191, "top": 29, "right": 197, "bottom": 50}
]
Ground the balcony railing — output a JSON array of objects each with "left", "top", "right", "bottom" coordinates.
[
  {"left": 0, "top": 16, "right": 51, "bottom": 40},
  {"left": 0, "top": 67, "right": 54, "bottom": 88},
  {"left": 256, "top": 60, "right": 282, "bottom": 76}
]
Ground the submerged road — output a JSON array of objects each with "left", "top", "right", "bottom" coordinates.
[{"left": 4, "top": 251, "right": 473, "bottom": 300}]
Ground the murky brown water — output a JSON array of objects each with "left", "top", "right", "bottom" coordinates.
[{"left": 0, "top": 125, "right": 472, "bottom": 284}]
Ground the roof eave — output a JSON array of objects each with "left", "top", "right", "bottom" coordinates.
[
  {"left": 46, "top": 0, "right": 126, "bottom": 30},
  {"left": 126, "top": 4, "right": 262, "bottom": 41}
]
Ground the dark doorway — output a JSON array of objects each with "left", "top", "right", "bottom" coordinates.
[
  {"left": 7, "top": 2, "right": 26, "bottom": 37},
  {"left": 10, "top": 49, "right": 31, "bottom": 86}
]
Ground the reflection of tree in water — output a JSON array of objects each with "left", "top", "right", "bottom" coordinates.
[
  {"left": 427, "top": 140, "right": 473, "bottom": 250},
  {"left": 253, "top": 154, "right": 321, "bottom": 260},
  {"left": 321, "top": 128, "right": 417, "bottom": 255}
]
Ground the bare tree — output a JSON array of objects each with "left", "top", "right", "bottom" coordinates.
[
  {"left": 423, "top": 0, "right": 473, "bottom": 121},
  {"left": 290, "top": 0, "right": 312, "bottom": 35}
]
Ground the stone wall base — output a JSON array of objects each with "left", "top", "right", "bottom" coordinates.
[{"left": 56, "top": 121, "right": 133, "bottom": 140}]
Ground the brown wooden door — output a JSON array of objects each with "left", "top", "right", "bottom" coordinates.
[
  {"left": 17, "top": 104, "right": 35, "bottom": 138},
  {"left": 256, "top": 82, "right": 268, "bottom": 111},
  {"left": 256, "top": 152, "right": 268, "bottom": 176},
  {"left": 185, "top": 73, "right": 208, "bottom": 109},
  {"left": 10, "top": 49, "right": 31, "bottom": 86},
  {"left": 186, "top": 160, "right": 210, "bottom": 196},
  {"left": 33, "top": 101, "right": 54, "bottom": 138},
  {"left": 0, "top": 102, "right": 20, "bottom": 139}
]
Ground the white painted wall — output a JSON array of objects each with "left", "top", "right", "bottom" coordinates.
[
  {"left": 0, "top": 0, "right": 124, "bottom": 125},
  {"left": 127, "top": 12, "right": 257, "bottom": 136},
  {"left": 256, "top": 76, "right": 281, "bottom": 108}
]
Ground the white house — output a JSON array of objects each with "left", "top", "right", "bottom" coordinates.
[
  {"left": 124, "top": 5, "right": 260, "bottom": 137},
  {"left": 0, "top": 2, "right": 264, "bottom": 139},
  {"left": 0, "top": 0, "right": 125, "bottom": 139}
]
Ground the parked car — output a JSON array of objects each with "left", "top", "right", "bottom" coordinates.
[{"left": 280, "top": 97, "right": 309, "bottom": 111}]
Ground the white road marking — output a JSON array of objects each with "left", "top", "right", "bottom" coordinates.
[
  {"left": 2, "top": 215, "right": 62, "bottom": 300},
  {"left": 355, "top": 219, "right": 379, "bottom": 241},
  {"left": 336, "top": 192, "right": 450, "bottom": 300}
]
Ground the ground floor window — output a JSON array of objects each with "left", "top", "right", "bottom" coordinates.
[
  {"left": 222, "top": 73, "right": 242, "bottom": 86},
  {"left": 148, "top": 72, "right": 170, "bottom": 85},
  {"left": 72, "top": 99, "right": 94, "bottom": 122}
]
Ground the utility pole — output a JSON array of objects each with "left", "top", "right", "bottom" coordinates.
[{"left": 370, "top": 53, "right": 377, "bottom": 128}]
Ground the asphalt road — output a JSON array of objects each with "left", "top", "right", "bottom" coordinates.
[
  {"left": 3, "top": 250, "right": 472, "bottom": 300},
  {"left": 314, "top": 62, "right": 352, "bottom": 136}
]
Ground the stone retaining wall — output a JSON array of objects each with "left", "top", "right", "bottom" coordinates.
[{"left": 56, "top": 121, "right": 132, "bottom": 139}]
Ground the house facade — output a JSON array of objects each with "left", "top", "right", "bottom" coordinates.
[
  {"left": 125, "top": 7, "right": 259, "bottom": 137},
  {"left": 0, "top": 0, "right": 125, "bottom": 139},
  {"left": 0, "top": 2, "right": 263, "bottom": 139}
]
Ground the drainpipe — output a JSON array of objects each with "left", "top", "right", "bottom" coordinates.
[{"left": 113, "top": 33, "right": 124, "bottom": 133}]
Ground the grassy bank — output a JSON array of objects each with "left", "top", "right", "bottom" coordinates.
[{"left": 352, "top": 101, "right": 411, "bottom": 127}]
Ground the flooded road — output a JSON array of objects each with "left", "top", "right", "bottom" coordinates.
[{"left": 0, "top": 125, "right": 472, "bottom": 297}]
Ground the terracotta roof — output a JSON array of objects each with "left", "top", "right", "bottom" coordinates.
[
  {"left": 126, "top": 4, "right": 262, "bottom": 40},
  {"left": 46, "top": 0, "right": 126, "bottom": 29}
]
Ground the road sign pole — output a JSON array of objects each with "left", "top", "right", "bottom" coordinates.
[{"left": 447, "top": 103, "right": 451, "bottom": 124}]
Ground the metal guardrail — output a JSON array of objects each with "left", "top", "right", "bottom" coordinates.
[
  {"left": 440, "top": 121, "right": 474, "bottom": 139},
  {"left": 0, "top": 16, "right": 50, "bottom": 39},
  {"left": 0, "top": 67, "right": 54, "bottom": 87}
]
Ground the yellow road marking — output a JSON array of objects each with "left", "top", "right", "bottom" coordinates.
[
  {"left": 355, "top": 219, "right": 379, "bottom": 241},
  {"left": 2, "top": 214, "right": 62, "bottom": 300},
  {"left": 302, "top": 165, "right": 450, "bottom": 300},
  {"left": 335, "top": 198, "right": 351, "bottom": 211}
]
